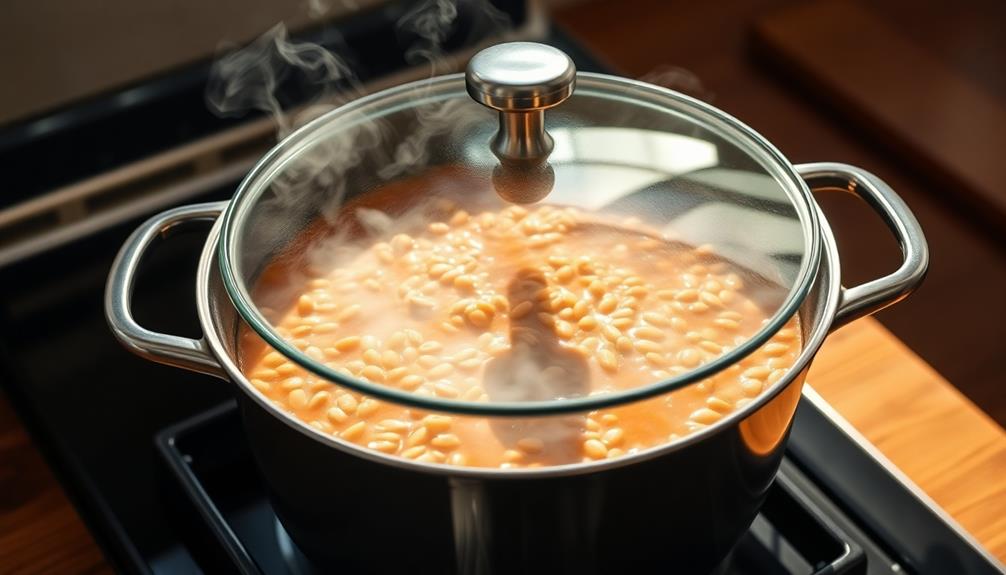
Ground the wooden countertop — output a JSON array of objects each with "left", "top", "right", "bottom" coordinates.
[
  {"left": 2, "top": 317, "right": 1004, "bottom": 572},
  {"left": 0, "top": 393, "right": 111, "bottom": 574},
  {"left": 808, "top": 318, "right": 1006, "bottom": 560}
]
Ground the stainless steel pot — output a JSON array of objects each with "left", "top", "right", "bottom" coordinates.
[
  {"left": 107, "top": 159, "right": 926, "bottom": 572},
  {"left": 106, "top": 33, "right": 927, "bottom": 575}
]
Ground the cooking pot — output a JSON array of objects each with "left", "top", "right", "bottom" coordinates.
[{"left": 106, "top": 42, "right": 927, "bottom": 573}]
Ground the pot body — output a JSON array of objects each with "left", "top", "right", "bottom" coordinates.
[
  {"left": 106, "top": 161, "right": 926, "bottom": 574},
  {"left": 206, "top": 213, "right": 819, "bottom": 574},
  {"left": 240, "top": 375, "right": 804, "bottom": 573}
]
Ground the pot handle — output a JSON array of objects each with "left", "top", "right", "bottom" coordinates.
[
  {"left": 795, "top": 163, "right": 929, "bottom": 331},
  {"left": 104, "top": 202, "right": 229, "bottom": 379}
]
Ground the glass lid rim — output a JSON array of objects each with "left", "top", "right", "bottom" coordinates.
[{"left": 218, "top": 71, "right": 822, "bottom": 416}]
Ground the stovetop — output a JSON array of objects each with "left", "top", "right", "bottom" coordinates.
[
  {"left": 145, "top": 394, "right": 1001, "bottom": 575},
  {"left": 161, "top": 402, "right": 862, "bottom": 575},
  {"left": 148, "top": 400, "right": 877, "bottom": 575},
  {"left": 0, "top": 17, "right": 1002, "bottom": 575}
]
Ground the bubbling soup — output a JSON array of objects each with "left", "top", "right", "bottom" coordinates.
[{"left": 240, "top": 203, "right": 800, "bottom": 468}]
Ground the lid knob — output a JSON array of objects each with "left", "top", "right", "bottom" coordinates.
[{"left": 466, "top": 42, "right": 576, "bottom": 167}]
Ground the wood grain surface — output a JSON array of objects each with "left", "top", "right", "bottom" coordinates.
[
  {"left": 0, "top": 395, "right": 111, "bottom": 575},
  {"left": 809, "top": 319, "right": 1006, "bottom": 561}
]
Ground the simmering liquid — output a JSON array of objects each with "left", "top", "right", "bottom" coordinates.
[{"left": 241, "top": 204, "right": 800, "bottom": 468}]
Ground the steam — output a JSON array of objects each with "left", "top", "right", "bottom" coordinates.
[
  {"left": 206, "top": 0, "right": 510, "bottom": 137},
  {"left": 400, "top": 0, "right": 458, "bottom": 65},
  {"left": 639, "top": 65, "right": 713, "bottom": 102},
  {"left": 206, "top": 23, "right": 359, "bottom": 138},
  {"left": 209, "top": 3, "right": 595, "bottom": 454},
  {"left": 399, "top": 0, "right": 510, "bottom": 72},
  {"left": 202, "top": 0, "right": 508, "bottom": 322},
  {"left": 205, "top": 0, "right": 511, "bottom": 213},
  {"left": 306, "top": 0, "right": 358, "bottom": 19},
  {"left": 377, "top": 0, "right": 510, "bottom": 178},
  {"left": 377, "top": 99, "right": 485, "bottom": 181}
]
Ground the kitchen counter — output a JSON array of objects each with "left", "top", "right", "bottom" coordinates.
[
  {"left": 2, "top": 316, "right": 1004, "bottom": 571},
  {"left": 809, "top": 318, "right": 1006, "bottom": 559},
  {"left": 0, "top": 390, "right": 110, "bottom": 574}
]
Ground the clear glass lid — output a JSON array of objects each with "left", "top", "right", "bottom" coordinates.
[{"left": 220, "top": 43, "right": 820, "bottom": 416}]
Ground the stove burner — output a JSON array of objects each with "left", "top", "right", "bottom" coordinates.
[
  {"left": 151, "top": 393, "right": 1005, "bottom": 574},
  {"left": 157, "top": 402, "right": 869, "bottom": 575}
]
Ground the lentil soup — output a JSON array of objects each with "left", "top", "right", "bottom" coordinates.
[{"left": 240, "top": 203, "right": 800, "bottom": 468}]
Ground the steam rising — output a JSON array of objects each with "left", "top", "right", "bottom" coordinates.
[
  {"left": 400, "top": 0, "right": 458, "bottom": 65},
  {"left": 639, "top": 65, "right": 713, "bottom": 102},
  {"left": 208, "top": 0, "right": 513, "bottom": 339},
  {"left": 380, "top": 0, "right": 510, "bottom": 177},
  {"left": 206, "top": 23, "right": 359, "bottom": 138},
  {"left": 306, "top": 0, "right": 358, "bottom": 19},
  {"left": 206, "top": 0, "right": 510, "bottom": 137},
  {"left": 399, "top": 0, "right": 509, "bottom": 72},
  {"left": 209, "top": 3, "right": 659, "bottom": 457},
  {"left": 205, "top": 1, "right": 502, "bottom": 288},
  {"left": 205, "top": 0, "right": 511, "bottom": 211}
]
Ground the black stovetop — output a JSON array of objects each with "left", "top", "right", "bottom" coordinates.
[
  {"left": 0, "top": 18, "right": 1002, "bottom": 575},
  {"left": 142, "top": 399, "right": 906, "bottom": 575},
  {"left": 146, "top": 396, "right": 1002, "bottom": 575},
  {"left": 159, "top": 403, "right": 864, "bottom": 575}
]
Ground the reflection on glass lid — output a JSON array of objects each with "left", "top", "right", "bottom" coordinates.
[{"left": 219, "top": 71, "right": 819, "bottom": 416}]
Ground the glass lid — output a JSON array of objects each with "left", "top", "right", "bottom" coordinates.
[{"left": 220, "top": 42, "right": 820, "bottom": 416}]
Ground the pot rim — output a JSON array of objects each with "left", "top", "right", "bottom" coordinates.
[
  {"left": 195, "top": 203, "right": 841, "bottom": 479},
  {"left": 215, "top": 71, "right": 824, "bottom": 417}
]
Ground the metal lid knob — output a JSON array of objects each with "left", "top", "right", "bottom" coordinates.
[
  {"left": 466, "top": 42, "right": 576, "bottom": 167},
  {"left": 466, "top": 42, "right": 576, "bottom": 112}
]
